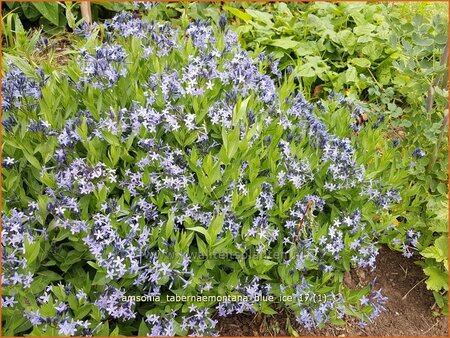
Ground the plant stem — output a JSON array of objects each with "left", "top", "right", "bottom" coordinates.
[
  {"left": 80, "top": 2, "right": 92, "bottom": 25},
  {"left": 427, "top": 104, "right": 449, "bottom": 172},
  {"left": 425, "top": 42, "right": 448, "bottom": 113}
]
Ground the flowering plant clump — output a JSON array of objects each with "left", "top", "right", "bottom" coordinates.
[{"left": 3, "top": 12, "right": 403, "bottom": 336}]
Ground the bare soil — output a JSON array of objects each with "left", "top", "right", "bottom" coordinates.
[{"left": 217, "top": 246, "right": 448, "bottom": 336}]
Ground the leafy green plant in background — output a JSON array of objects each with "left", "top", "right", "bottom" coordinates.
[
  {"left": 2, "top": 1, "right": 134, "bottom": 33},
  {"left": 3, "top": 2, "right": 80, "bottom": 32},
  {"left": 1, "top": 11, "right": 73, "bottom": 72},
  {"left": 419, "top": 200, "right": 448, "bottom": 315},
  {"left": 1, "top": 2, "right": 448, "bottom": 335}
]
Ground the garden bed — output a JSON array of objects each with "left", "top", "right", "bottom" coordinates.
[
  {"left": 218, "top": 246, "right": 448, "bottom": 336},
  {"left": 1, "top": 2, "right": 448, "bottom": 337}
]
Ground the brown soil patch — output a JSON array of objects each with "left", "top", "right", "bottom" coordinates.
[{"left": 217, "top": 246, "right": 448, "bottom": 336}]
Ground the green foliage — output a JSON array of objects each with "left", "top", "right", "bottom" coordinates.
[
  {"left": 1, "top": 1, "right": 448, "bottom": 333},
  {"left": 212, "top": 0, "right": 449, "bottom": 314},
  {"left": 2, "top": 1, "right": 134, "bottom": 33},
  {"left": 419, "top": 202, "right": 449, "bottom": 314}
]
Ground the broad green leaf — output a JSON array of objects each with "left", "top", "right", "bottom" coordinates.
[
  {"left": 196, "top": 235, "right": 208, "bottom": 256},
  {"left": 429, "top": 221, "right": 449, "bottom": 233},
  {"left": 351, "top": 58, "right": 371, "bottom": 68},
  {"left": 67, "top": 293, "right": 79, "bottom": 312},
  {"left": 92, "top": 1, "right": 133, "bottom": 11},
  {"left": 138, "top": 319, "right": 149, "bottom": 336},
  {"left": 276, "top": 2, "right": 293, "bottom": 17},
  {"left": 202, "top": 153, "right": 213, "bottom": 175},
  {"left": 165, "top": 213, "right": 174, "bottom": 239},
  {"left": 412, "top": 33, "right": 434, "bottom": 47},
  {"left": 362, "top": 42, "right": 384, "bottom": 61},
  {"left": 296, "top": 63, "right": 316, "bottom": 77},
  {"left": 260, "top": 302, "right": 277, "bottom": 315},
  {"left": 37, "top": 270, "right": 62, "bottom": 282},
  {"left": 346, "top": 65, "right": 358, "bottom": 82},
  {"left": 253, "top": 259, "right": 277, "bottom": 274},
  {"left": 187, "top": 226, "right": 212, "bottom": 245},
  {"left": 208, "top": 213, "right": 225, "bottom": 244},
  {"left": 233, "top": 95, "right": 251, "bottom": 125},
  {"left": 24, "top": 237, "right": 41, "bottom": 265},
  {"left": 226, "top": 127, "right": 241, "bottom": 160},
  {"left": 32, "top": 2, "right": 60, "bottom": 26},
  {"left": 102, "top": 131, "right": 120, "bottom": 147},
  {"left": 245, "top": 9, "right": 273, "bottom": 26},
  {"left": 110, "top": 325, "right": 120, "bottom": 336},
  {"left": 424, "top": 266, "right": 448, "bottom": 291},
  {"left": 74, "top": 304, "right": 92, "bottom": 320},
  {"left": 338, "top": 30, "right": 356, "bottom": 54},
  {"left": 270, "top": 38, "right": 300, "bottom": 50},
  {"left": 97, "top": 322, "right": 109, "bottom": 336},
  {"left": 353, "top": 24, "right": 375, "bottom": 36},
  {"left": 422, "top": 236, "right": 448, "bottom": 267},
  {"left": 223, "top": 5, "right": 251, "bottom": 22},
  {"left": 23, "top": 151, "right": 42, "bottom": 171}
]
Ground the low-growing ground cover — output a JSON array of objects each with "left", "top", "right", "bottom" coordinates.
[{"left": 1, "top": 2, "right": 448, "bottom": 336}]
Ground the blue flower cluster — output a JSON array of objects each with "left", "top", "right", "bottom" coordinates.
[
  {"left": 77, "top": 45, "right": 128, "bottom": 90},
  {"left": 2, "top": 12, "right": 402, "bottom": 336},
  {"left": 1, "top": 62, "right": 44, "bottom": 112}
]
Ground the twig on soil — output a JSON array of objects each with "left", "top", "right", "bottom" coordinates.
[
  {"left": 423, "top": 320, "right": 440, "bottom": 334},
  {"left": 399, "top": 264, "right": 408, "bottom": 277},
  {"left": 251, "top": 312, "right": 264, "bottom": 326},
  {"left": 402, "top": 277, "right": 426, "bottom": 300},
  {"left": 360, "top": 328, "right": 368, "bottom": 335}
]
